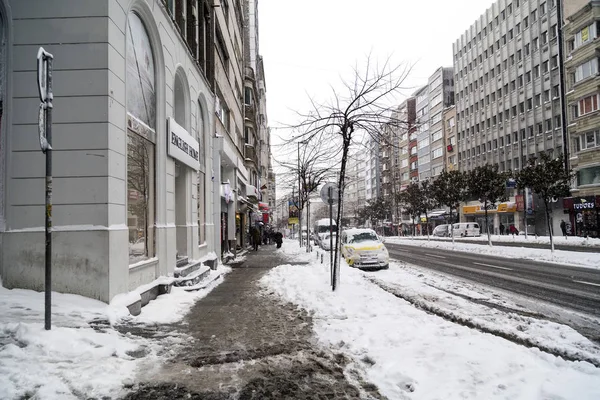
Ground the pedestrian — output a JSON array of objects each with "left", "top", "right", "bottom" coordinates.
[
  {"left": 499, "top": 223, "right": 505, "bottom": 235},
  {"left": 509, "top": 224, "right": 518, "bottom": 237},
  {"left": 252, "top": 227, "right": 261, "bottom": 251},
  {"left": 560, "top": 220, "right": 567, "bottom": 238},
  {"left": 274, "top": 231, "right": 283, "bottom": 248}
]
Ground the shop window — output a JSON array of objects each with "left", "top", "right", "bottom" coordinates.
[{"left": 127, "top": 12, "right": 156, "bottom": 264}]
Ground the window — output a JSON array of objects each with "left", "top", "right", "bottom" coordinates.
[
  {"left": 535, "top": 94, "right": 541, "bottom": 106},
  {"left": 432, "top": 147, "right": 444, "bottom": 159},
  {"left": 401, "top": 159, "right": 408, "bottom": 168},
  {"left": 523, "top": 16, "right": 528, "bottom": 29},
  {"left": 577, "top": 165, "right": 600, "bottom": 186},
  {"left": 574, "top": 23, "right": 598, "bottom": 49},
  {"left": 543, "top": 60, "right": 549, "bottom": 73},
  {"left": 577, "top": 130, "right": 600, "bottom": 151},
  {"left": 575, "top": 58, "right": 599, "bottom": 83},
  {"left": 215, "top": 93, "right": 230, "bottom": 131},
  {"left": 534, "top": 64, "right": 540, "bottom": 78},
  {"left": 551, "top": 55, "right": 558, "bottom": 69},
  {"left": 244, "top": 87, "right": 253, "bottom": 105},
  {"left": 127, "top": 12, "right": 156, "bottom": 264},
  {"left": 540, "top": 2, "right": 546, "bottom": 14},
  {"left": 578, "top": 93, "right": 599, "bottom": 116}
]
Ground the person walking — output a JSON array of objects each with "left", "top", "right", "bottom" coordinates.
[
  {"left": 509, "top": 224, "right": 519, "bottom": 237},
  {"left": 252, "top": 227, "right": 261, "bottom": 251},
  {"left": 560, "top": 220, "right": 568, "bottom": 238}
]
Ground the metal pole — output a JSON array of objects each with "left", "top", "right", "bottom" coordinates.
[
  {"left": 45, "top": 57, "right": 53, "bottom": 331},
  {"left": 329, "top": 187, "right": 335, "bottom": 290},
  {"left": 37, "top": 48, "right": 54, "bottom": 331}
]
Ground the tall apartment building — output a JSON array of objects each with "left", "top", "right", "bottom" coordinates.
[
  {"left": 343, "top": 151, "right": 366, "bottom": 225},
  {"left": 453, "top": 0, "right": 564, "bottom": 174},
  {"left": 415, "top": 86, "right": 431, "bottom": 180},
  {"left": 365, "top": 138, "right": 381, "bottom": 201},
  {"left": 427, "top": 67, "right": 455, "bottom": 178},
  {"left": 397, "top": 98, "right": 416, "bottom": 187},
  {"left": 243, "top": 0, "right": 273, "bottom": 234},
  {"left": 564, "top": 1, "right": 600, "bottom": 238}
]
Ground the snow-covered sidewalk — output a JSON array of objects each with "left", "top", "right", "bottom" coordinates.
[
  {"left": 0, "top": 265, "right": 230, "bottom": 399},
  {"left": 261, "top": 242, "right": 600, "bottom": 399}
]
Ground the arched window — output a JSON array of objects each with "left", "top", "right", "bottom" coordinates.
[
  {"left": 197, "top": 102, "right": 206, "bottom": 245},
  {"left": 126, "top": 12, "right": 156, "bottom": 263}
]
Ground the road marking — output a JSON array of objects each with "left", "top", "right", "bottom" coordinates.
[
  {"left": 425, "top": 253, "right": 446, "bottom": 259},
  {"left": 473, "top": 262, "right": 513, "bottom": 271},
  {"left": 573, "top": 280, "right": 600, "bottom": 288}
]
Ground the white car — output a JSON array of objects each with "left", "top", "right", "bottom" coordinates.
[
  {"left": 320, "top": 232, "right": 337, "bottom": 251},
  {"left": 340, "top": 228, "right": 389, "bottom": 270}
]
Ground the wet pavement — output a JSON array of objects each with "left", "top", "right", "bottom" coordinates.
[{"left": 122, "top": 244, "right": 384, "bottom": 400}]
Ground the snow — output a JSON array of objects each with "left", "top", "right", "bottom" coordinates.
[
  {"left": 0, "top": 264, "right": 231, "bottom": 399},
  {"left": 260, "top": 239, "right": 600, "bottom": 399},
  {"left": 385, "top": 236, "right": 600, "bottom": 269}
]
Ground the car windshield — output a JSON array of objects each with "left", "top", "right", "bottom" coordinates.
[{"left": 348, "top": 232, "right": 378, "bottom": 243}]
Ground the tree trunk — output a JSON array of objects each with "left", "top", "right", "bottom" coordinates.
[
  {"left": 545, "top": 198, "right": 554, "bottom": 253},
  {"left": 450, "top": 210, "right": 455, "bottom": 245},
  {"left": 485, "top": 200, "right": 492, "bottom": 246},
  {"left": 425, "top": 210, "right": 430, "bottom": 241}
]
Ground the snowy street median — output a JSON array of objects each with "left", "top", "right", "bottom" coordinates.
[{"left": 261, "top": 242, "right": 600, "bottom": 399}]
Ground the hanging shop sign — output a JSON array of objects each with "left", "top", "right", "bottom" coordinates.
[
  {"left": 167, "top": 117, "right": 200, "bottom": 169},
  {"left": 573, "top": 196, "right": 596, "bottom": 210}
]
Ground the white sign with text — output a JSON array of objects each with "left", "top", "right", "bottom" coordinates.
[{"left": 167, "top": 117, "right": 200, "bottom": 170}]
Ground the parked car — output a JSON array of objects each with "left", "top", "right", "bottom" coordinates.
[
  {"left": 432, "top": 224, "right": 451, "bottom": 237},
  {"left": 320, "top": 232, "right": 337, "bottom": 251},
  {"left": 452, "top": 222, "right": 481, "bottom": 237},
  {"left": 340, "top": 228, "right": 389, "bottom": 270}
]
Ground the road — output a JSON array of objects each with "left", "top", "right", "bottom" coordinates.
[{"left": 386, "top": 242, "right": 600, "bottom": 318}]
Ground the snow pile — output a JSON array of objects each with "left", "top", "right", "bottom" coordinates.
[
  {"left": 261, "top": 259, "right": 600, "bottom": 399},
  {"left": 0, "top": 264, "right": 231, "bottom": 399},
  {"left": 0, "top": 286, "right": 143, "bottom": 399}
]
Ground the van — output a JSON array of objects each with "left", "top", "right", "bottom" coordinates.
[{"left": 452, "top": 222, "right": 481, "bottom": 237}]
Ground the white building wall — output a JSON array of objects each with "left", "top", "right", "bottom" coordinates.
[{"left": 0, "top": 0, "right": 217, "bottom": 303}]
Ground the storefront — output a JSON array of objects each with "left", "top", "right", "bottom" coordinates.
[
  {"left": 563, "top": 196, "right": 600, "bottom": 238},
  {"left": 462, "top": 202, "right": 518, "bottom": 234}
]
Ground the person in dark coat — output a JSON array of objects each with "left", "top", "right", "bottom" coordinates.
[
  {"left": 499, "top": 223, "right": 505, "bottom": 235},
  {"left": 274, "top": 231, "right": 283, "bottom": 248},
  {"left": 252, "top": 227, "right": 261, "bottom": 251},
  {"left": 560, "top": 220, "right": 567, "bottom": 237}
]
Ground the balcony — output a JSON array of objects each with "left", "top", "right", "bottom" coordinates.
[{"left": 244, "top": 144, "right": 258, "bottom": 166}]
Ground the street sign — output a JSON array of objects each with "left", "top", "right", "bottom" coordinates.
[{"left": 320, "top": 183, "right": 339, "bottom": 204}]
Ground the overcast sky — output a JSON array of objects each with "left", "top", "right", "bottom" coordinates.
[{"left": 257, "top": 0, "right": 497, "bottom": 190}]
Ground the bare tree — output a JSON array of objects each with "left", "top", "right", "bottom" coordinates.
[{"left": 290, "top": 56, "right": 411, "bottom": 287}]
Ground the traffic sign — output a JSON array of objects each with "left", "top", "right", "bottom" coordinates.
[{"left": 320, "top": 183, "right": 339, "bottom": 204}]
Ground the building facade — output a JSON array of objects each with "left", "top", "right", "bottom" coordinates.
[
  {"left": 453, "top": 0, "right": 564, "bottom": 234},
  {"left": 427, "top": 67, "right": 455, "bottom": 178},
  {"left": 454, "top": 0, "right": 564, "bottom": 174},
  {"left": 564, "top": 0, "right": 600, "bottom": 238},
  {"left": 0, "top": 0, "right": 271, "bottom": 302}
]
